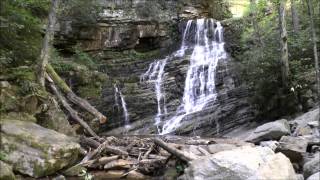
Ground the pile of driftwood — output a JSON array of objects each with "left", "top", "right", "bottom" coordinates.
[
  {"left": 78, "top": 136, "right": 188, "bottom": 179},
  {"left": 77, "top": 135, "right": 251, "bottom": 179}
]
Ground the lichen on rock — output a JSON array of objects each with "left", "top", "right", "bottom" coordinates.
[{"left": 0, "top": 120, "right": 80, "bottom": 178}]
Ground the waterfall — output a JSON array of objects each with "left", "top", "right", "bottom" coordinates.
[
  {"left": 177, "top": 20, "right": 193, "bottom": 57},
  {"left": 141, "top": 18, "right": 226, "bottom": 134},
  {"left": 114, "top": 84, "right": 130, "bottom": 128},
  {"left": 140, "top": 58, "right": 168, "bottom": 131},
  {"left": 161, "top": 19, "right": 226, "bottom": 134}
]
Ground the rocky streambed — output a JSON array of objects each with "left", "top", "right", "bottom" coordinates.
[{"left": 1, "top": 108, "right": 319, "bottom": 180}]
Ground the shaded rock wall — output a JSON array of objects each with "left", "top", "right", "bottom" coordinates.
[{"left": 55, "top": 0, "right": 255, "bottom": 136}]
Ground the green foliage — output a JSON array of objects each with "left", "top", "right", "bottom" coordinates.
[
  {"left": 6, "top": 67, "right": 43, "bottom": 96},
  {"left": 0, "top": 0, "right": 49, "bottom": 68},
  {"left": 135, "top": 1, "right": 162, "bottom": 19},
  {"left": 0, "top": 152, "right": 7, "bottom": 161},
  {"left": 237, "top": 0, "right": 319, "bottom": 118},
  {"left": 208, "top": 0, "right": 233, "bottom": 19},
  {"left": 59, "top": 0, "right": 103, "bottom": 25},
  {"left": 73, "top": 45, "right": 97, "bottom": 69}
]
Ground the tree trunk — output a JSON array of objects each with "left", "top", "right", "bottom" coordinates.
[
  {"left": 250, "top": 0, "right": 263, "bottom": 46},
  {"left": 37, "top": 0, "right": 59, "bottom": 88},
  {"left": 46, "top": 64, "right": 107, "bottom": 124},
  {"left": 154, "top": 138, "right": 195, "bottom": 162},
  {"left": 278, "top": 0, "right": 290, "bottom": 87},
  {"left": 46, "top": 75, "right": 98, "bottom": 138},
  {"left": 290, "top": 0, "right": 300, "bottom": 33},
  {"left": 306, "top": 0, "right": 320, "bottom": 115}
]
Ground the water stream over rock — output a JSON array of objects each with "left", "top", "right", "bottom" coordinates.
[
  {"left": 114, "top": 84, "right": 130, "bottom": 128},
  {"left": 141, "top": 19, "right": 227, "bottom": 134}
]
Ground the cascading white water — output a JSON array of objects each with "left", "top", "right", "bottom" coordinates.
[
  {"left": 161, "top": 19, "right": 227, "bottom": 134},
  {"left": 140, "top": 58, "right": 168, "bottom": 129},
  {"left": 114, "top": 84, "right": 130, "bottom": 128},
  {"left": 140, "top": 21, "right": 196, "bottom": 131},
  {"left": 177, "top": 20, "right": 193, "bottom": 57},
  {"left": 141, "top": 18, "right": 226, "bottom": 134}
]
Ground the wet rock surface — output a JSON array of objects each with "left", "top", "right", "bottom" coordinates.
[
  {"left": 55, "top": 0, "right": 254, "bottom": 137},
  {"left": 101, "top": 54, "right": 255, "bottom": 136}
]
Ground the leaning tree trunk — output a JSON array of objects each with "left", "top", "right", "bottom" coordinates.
[
  {"left": 290, "top": 0, "right": 300, "bottom": 33},
  {"left": 278, "top": 0, "right": 290, "bottom": 87},
  {"left": 47, "top": 75, "right": 99, "bottom": 138},
  {"left": 37, "top": 0, "right": 59, "bottom": 88},
  {"left": 306, "top": 0, "right": 320, "bottom": 115},
  {"left": 46, "top": 64, "right": 107, "bottom": 124}
]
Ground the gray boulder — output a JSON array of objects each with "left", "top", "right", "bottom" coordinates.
[
  {"left": 207, "top": 143, "right": 238, "bottom": 154},
  {"left": 260, "top": 141, "right": 280, "bottom": 151},
  {"left": 296, "top": 174, "right": 305, "bottom": 180},
  {"left": 0, "top": 120, "right": 80, "bottom": 178},
  {"left": 304, "top": 153, "right": 320, "bottom": 179},
  {"left": 292, "top": 108, "right": 319, "bottom": 136},
  {"left": 180, "top": 146, "right": 297, "bottom": 180},
  {"left": 276, "top": 136, "right": 309, "bottom": 163},
  {"left": 307, "top": 172, "right": 320, "bottom": 180},
  {"left": 245, "top": 119, "right": 291, "bottom": 143}
]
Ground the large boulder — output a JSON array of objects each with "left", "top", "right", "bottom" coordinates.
[
  {"left": 180, "top": 146, "right": 297, "bottom": 180},
  {"left": 0, "top": 161, "right": 15, "bottom": 180},
  {"left": 304, "top": 153, "right": 320, "bottom": 179},
  {"left": 291, "top": 108, "right": 319, "bottom": 136},
  {"left": 207, "top": 143, "right": 238, "bottom": 154},
  {"left": 245, "top": 119, "right": 291, "bottom": 143},
  {"left": 0, "top": 120, "right": 80, "bottom": 178},
  {"left": 36, "top": 97, "right": 76, "bottom": 136},
  {"left": 307, "top": 172, "right": 320, "bottom": 180},
  {"left": 276, "top": 136, "right": 309, "bottom": 163}
]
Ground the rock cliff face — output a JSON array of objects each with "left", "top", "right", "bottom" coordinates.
[
  {"left": 55, "top": 0, "right": 255, "bottom": 136},
  {"left": 56, "top": 0, "right": 224, "bottom": 52}
]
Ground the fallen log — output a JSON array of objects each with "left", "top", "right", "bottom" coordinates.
[
  {"left": 80, "top": 136, "right": 101, "bottom": 149},
  {"left": 81, "top": 141, "right": 129, "bottom": 164},
  {"left": 47, "top": 75, "right": 98, "bottom": 138},
  {"left": 142, "top": 144, "right": 154, "bottom": 159},
  {"left": 104, "top": 145, "right": 129, "bottom": 156},
  {"left": 81, "top": 141, "right": 107, "bottom": 164},
  {"left": 197, "top": 147, "right": 210, "bottom": 156},
  {"left": 147, "top": 154, "right": 167, "bottom": 160},
  {"left": 154, "top": 138, "right": 195, "bottom": 162},
  {"left": 84, "top": 155, "right": 119, "bottom": 168},
  {"left": 46, "top": 64, "right": 107, "bottom": 124},
  {"left": 139, "top": 158, "right": 166, "bottom": 164},
  {"left": 104, "top": 159, "right": 135, "bottom": 170}
]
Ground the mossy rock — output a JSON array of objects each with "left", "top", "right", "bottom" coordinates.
[
  {"left": 62, "top": 164, "right": 87, "bottom": 177},
  {"left": 0, "top": 161, "right": 15, "bottom": 180},
  {"left": 1, "top": 112, "right": 37, "bottom": 123},
  {"left": 36, "top": 97, "right": 76, "bottom": 136},
  {"left": 0, "top": 88, "right": 19, "bottom": 113},
  {"left": 0, "top": 120, "right": 80, "bottom": 178}
]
